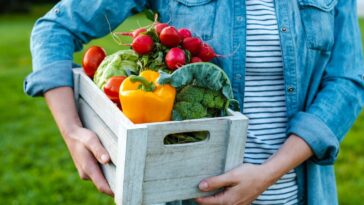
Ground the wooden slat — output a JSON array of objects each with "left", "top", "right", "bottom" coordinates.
[
  {"left": 101, "top": 162, "right": 117, "bottom": 191},
  {"left": 73, "top": 68, "right": 81, "bottom": 105},
  {"left": 143, "top": 175, "right": 216, "bottom": 204},
  {"left": 146, "top": 118, "right": 229, "bottom": 149},
  {"left": 144, "top": 145, "right": 226, "bottom": 181}
]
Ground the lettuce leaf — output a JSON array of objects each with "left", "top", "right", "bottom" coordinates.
[{"left": 93, "top": 50, "right": 139, "bottom": 89}]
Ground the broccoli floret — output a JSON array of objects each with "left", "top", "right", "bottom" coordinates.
[
  {"left": 173, "top": 101, "right": 207, "bottom": 120},
  {"left": 172, "top": 85, "right": 227, "bottom": 120},
  {"left": 176, "top": 86, "right": 204, "bottom": 102},
  {"left": 201, "top": 89, "right": 226, "bottom": 109}
]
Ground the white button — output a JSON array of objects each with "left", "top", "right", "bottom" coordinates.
[{"left": 54, "top": 8, "right": 60, "bottom": 15}]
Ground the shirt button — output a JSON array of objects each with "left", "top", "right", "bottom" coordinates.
[
  {"left": 54, "top": 8, "right": 60, "bottom": 15},
  {"left": 287, "top": 86, "right": 295, "bottom": 93},
  {"left": 236, "top": 16, "right": 244, "bottom": 22},
  {"left": 281, "top": 27, "right": 287, "bottom": 32}
]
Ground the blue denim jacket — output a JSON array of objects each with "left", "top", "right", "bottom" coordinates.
[{"left": 24, "top": 0, "right": 364, "bottom": 204}]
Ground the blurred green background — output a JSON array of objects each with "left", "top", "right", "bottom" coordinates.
[{"left": 0, "top": 4, "right": 363, "bottom": 205}]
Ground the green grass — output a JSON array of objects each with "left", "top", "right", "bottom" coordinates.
[{"left": 0, "top": 5, "right": 363, "bottom": 204}]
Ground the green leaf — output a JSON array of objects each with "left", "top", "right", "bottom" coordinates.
[{"left": 144, "top": 9, "right": 158, "bottom": 22}]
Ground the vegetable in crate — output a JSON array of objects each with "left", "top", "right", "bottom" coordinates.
[
  {"left": 117, "top": 23, "right": 218, "bottom": 73},
  {"left": 93, "top": 50, "right": 139, "bottom": 89},
  {"left": 131, "top": 34, "right": 155, "bottom": 55},
  {"left": 103, "top": 76, "right": 127, "bottom": 103},
  {"left": 173, "top": 85, "right": 226, "bottom": 119},
  {"left": 158, "top": 62, "right": 239, "bottom": 121},
  {"left": 165, "top": 47, "right": 187, "bottom": 70},
  {"left": 82, "top": 46, "right": 106, "bottom": 78},
  {"left": 119, "top": 70, "right": 176, "bottom": 124}
]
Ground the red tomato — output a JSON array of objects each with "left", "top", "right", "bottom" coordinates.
[
  {"left": 82, "top": 46, "right": 106, "bottom": 78},
  {"left": 103, "top": 76, "right": 127, "bottom": 103}
]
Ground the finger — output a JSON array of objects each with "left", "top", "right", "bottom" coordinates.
[
  {"left": 81, "top": 132, "right": 110, "bottom": 164},
  {"left": 199, "top": 172, "right": 237, "bottom": 192},
  {"left": 78, "top": 169, "right": 90, "bottom": 180},
  {"left": 195, "top": 190, "right": 227, "bottom": 205},
  {"left": 73, "top": 160, "right": 89, "bottom": 180},
  {"left": 86, "top": 160, "right": 114, "bottom": 196}
]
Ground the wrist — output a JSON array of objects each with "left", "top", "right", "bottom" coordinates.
[
  {"left": 44, "top": 87, "right": 83, "bottom": 141},
  {"left": 260, "top": 161, "right": 283, "bottom": 185},
  {"left": 61, "top": 122, "right": 82, "bottom": 142},
  {"left": 260, "top": 134, "right": 313, "bottom": 185}
]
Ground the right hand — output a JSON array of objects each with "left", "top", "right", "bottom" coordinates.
[{"left": 64, "top": 125, "right": 114, "bottom": 196}]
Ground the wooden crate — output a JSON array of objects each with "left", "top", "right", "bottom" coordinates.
[{"left": 73, "top": 68, "right": 248, "bottom": 205}]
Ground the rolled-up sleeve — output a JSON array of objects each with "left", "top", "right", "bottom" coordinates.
[
  {"left": 25, "top": 0, "right": 146, "bottom": 96},
  {"left": 287, "top": 0, "right": 364, "bottom": 165}
]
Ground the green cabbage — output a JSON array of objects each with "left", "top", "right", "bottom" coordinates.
[{"left": 93, "top": 50, "right": 139, "bottom": 89}]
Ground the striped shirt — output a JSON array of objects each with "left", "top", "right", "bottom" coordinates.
[{"left": 243, "top": 0, "right": 299, "bottom": 204}]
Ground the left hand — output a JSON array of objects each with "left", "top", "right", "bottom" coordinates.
[{"left": 195, "top": 163, "right": 275, "bottom": 205}]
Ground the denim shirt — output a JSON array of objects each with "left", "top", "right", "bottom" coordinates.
[{"left": 24, "top": 0, "right": 364, "bottom": 204}]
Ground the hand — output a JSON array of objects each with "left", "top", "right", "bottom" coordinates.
[
  {"left": 44, "top": 87, "right": 114, "bottom": 196},
  {"left": 196, "top": 164, "right": 275, "bottom": 205},
  {"left": 64, "top": 125, "right": 114, "bottom": 196}
]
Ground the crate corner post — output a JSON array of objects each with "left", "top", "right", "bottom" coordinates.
[
  {"left": 115, "top": 126, "right": 148, "bottom": 205},
  {"left": 224, "top": 114, "right": 248, "bottom": 172}
]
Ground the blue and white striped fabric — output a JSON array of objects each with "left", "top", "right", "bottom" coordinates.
[{"left": 243, "top": 0, "right": 299, "bottom": 204}]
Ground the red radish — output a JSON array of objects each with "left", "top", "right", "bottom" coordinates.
[
  {"left": 165, "top": 47, "right": 186, "bottom": 70},
  {"left": 178, "top": 28, "right": 192, "bottom": 39},
  {"left": 159, "top": 26, "right": 181, "bottom": 47},
  {"left": 191, "top": 57, "right": 203, "bottom": 63},
  {"left": 198, "top": 43, "right": 216, "bottom": 62},
  {"left": 182, "top": 37, "right": 202, "bottom": 56},
  {"left": 104, "top": 76, "right": 127, "bottom": 103},
  {"left": 155, "top": 23, "right": 169, "bottom": 35},
  {"left": 117, "top": 28, "right": 147, "bottom": 38},
  {"left": 131, "top": 34, "right": 154, "bottom": 55},
  {"left": 82, "top": 46, "right": 106, "bottom": 78}
]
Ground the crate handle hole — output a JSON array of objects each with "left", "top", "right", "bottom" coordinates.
[{"left": 163, "top": 131, "right": 210, "bottom": 145}]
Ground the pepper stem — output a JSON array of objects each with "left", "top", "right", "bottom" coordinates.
[{"left": 129, "top": 76, "right": 156, "bottom": 92}]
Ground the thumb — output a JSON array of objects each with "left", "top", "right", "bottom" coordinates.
[{"left": 199, "top": 171, "right": 237, "bottom": 192}]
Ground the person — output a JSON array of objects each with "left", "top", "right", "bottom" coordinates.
[{"left": 24, "top": 0, "right": 364, "bottom": 204}]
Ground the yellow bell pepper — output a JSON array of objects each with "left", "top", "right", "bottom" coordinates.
[{"left": 119, "top": 70, "right": 176, "bottom": 124}]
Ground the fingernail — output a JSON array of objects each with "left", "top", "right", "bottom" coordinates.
[
  {"left": 101, "top": 154, "right": 109, "bottom": 163},
  {"left": 199, "top": 180, "right": 208, "bottom": 190}
]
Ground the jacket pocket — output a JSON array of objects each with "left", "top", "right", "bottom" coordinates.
[
  {"left": 169, "top": 0, "right": 217, "bottom": 41},
  {"left": 298, "top": 0, "right": 337, "bottom": 51}
]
